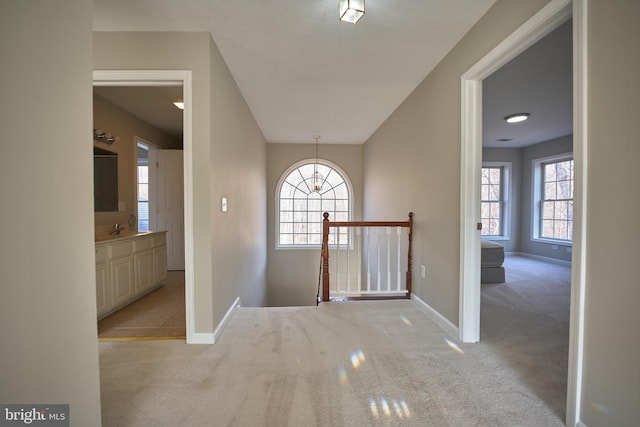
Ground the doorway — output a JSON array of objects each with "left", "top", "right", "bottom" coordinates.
[
  {"left": 459, "top": 1, "right": 588, "bottom": 425},
  {"left": 93, "top": 70, "right": 196, "bottom": 343}
]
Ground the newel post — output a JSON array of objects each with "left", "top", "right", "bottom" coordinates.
[
  {"left": 322, "top": 212, "right": 330, "bottom": 302},
  {"left": 406, "top": 212, "right": 414, "bottom": 298}
]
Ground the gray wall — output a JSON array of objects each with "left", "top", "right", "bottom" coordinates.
[
  {"left": 481, "top": 147, "right": 522, "bottom": 252},
  {"left": 364, "top": 0, "right": 640, "bottom": 424},
  {"left": 267, "top": 143, "right": 363, "bottom": 306},
  {"left": 364, "top": 0, "right": 553, "bottom": 326},
  {"left": 94, "top": 32, "right": 268, "bottom": 335},
  {"left": 520, "top": 135, "right": 573, "bottom": 262},
  {"left": 483, "top": 134, "right": 574, "bottom": 262},
  {"left": 0, "top": 1, "right": 102, "bottom": 423},
  {"left": 581, "top": 1, "right": 640, "bottom": 425}
]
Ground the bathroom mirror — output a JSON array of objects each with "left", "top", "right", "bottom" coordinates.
[{"left": 93, "top": 146, "right": 118, "bottom": 212}]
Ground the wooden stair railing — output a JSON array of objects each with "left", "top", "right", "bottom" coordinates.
[{"left": 320, "top": 212, "right": 413, "bottom": 302}]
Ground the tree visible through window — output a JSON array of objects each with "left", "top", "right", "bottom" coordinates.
[
  {"left": 541, "top": 159, "right": 574, "bottom": 241},
  {"left": 278, "top": 161, "right": 350, "bottom": 247},
  {"left": 481, "top": 166, "right": 503, "bottom": 236}
]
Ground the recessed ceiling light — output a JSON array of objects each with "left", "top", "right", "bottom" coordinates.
[
  {"left": 172, "top": 100, "right": 184, "bottom": 110},
  {"left": 504, "top": 113, "right": 530, "bottom": 123}
]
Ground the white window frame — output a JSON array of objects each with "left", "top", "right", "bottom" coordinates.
[
  {"left": 481, "top": 161, "right": 511, "bottom": 240},
  {"left": 531, "top": 152, "right": 573, "bottom": 246},
  {"left": 276, "top": 158, "right": 353, "bottom": 250}
]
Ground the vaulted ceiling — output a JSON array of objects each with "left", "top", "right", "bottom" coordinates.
[{"left": 93, "top": 1, "right": 572, "bottom": 147}]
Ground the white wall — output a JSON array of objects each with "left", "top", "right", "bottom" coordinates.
[
  {"left": 0, "top": 0, "right": 102, "bottom": 424},
  {"left": 267, "top": 143, "right": 363, "bottom": 306}
]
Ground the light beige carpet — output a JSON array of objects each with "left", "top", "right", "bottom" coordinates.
[{"left": 100, "top": 256, "right": 569, "bottom": 426}]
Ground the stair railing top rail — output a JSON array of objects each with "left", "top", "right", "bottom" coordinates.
[{"left": 320, "top": 212, "right": 413, "bottom": 302}]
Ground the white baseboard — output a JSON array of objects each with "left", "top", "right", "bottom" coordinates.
[
  {"left": 186, "top": 297, "right": 241, "bottom": 344},
  {"left": 213, "top": 297, "right": 241, "bottom": 344},
  {"left": 576, "top": 421, "right": 588, "bottom": 427},
  {"left": 411, "top": 294, "right": 459, "bottom": 339},
  {"left": 188, "top": 332, "right": 215, "bottom": 345}
]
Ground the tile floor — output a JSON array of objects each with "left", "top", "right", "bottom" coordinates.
[{"left": 97, "top": 271, "right": 185, "bottom": 340}]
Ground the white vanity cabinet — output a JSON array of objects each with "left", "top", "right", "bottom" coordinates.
[
  {"left": 95, "top": 231, "right": 168, "bottom": 320},
  {"left": 95, "top": 246, "right": 110, "bottom": 318}
]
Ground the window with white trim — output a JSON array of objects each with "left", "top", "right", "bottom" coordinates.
[
  {"left": 481, "top": 162, "right": 510, "bottom": 238},
  {"left": 532, "top": 154, "right": 574, "bottom": 243},
  {"left": 277, "top": 160, "right": 351, "bottom": 248}
]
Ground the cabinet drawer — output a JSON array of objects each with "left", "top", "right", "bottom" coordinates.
[
  {"left": 95, "top": 246, "right": 108, "bottom": 263},
  {"left": 133, "top": 236, "right": 152, "bottom": 252},
  {"left": 109, "top": 240, "right": 133, "bottom": 258},
  {"left": 152, "top": 233, "right": 166, "bottom": 247}
]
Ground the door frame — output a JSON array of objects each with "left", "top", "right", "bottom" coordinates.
[
  {"left": 93, "top": 70, "right": 196, "bottom": 343},
  {"left": 459, "top": 1, "right": 587, "bottom": 425}
]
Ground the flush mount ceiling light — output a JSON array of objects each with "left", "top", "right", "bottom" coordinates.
[
  {"left": 172, "top": 99, "right": 185, "bottom": 110},
  {"left": 339, "top": 0, "right": 365, "bottom": 24},
  {"left": 504, "top": 113, "right": 530, "bottom": 123}
]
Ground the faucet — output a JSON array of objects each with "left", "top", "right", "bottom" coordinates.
[{"left": 110, "top": 223, "right": 125, "bottom": 235}]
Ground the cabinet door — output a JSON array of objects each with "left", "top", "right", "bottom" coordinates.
[
  {"left": 153, "top": 245, "right": 168, "bottom": 283},
  {"left": 96, "top": 261, "right": 110, "bottom": 318},
  {"left": 134, "top": 250, "right": 154, "bottom": 295},
  {"left": 110, "top": 256, "right": 134, "bottom": 307}
]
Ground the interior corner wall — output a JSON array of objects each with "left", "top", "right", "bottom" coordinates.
[
  {"left": 363, "top": 0, "right": 552, "bottom": 325},
  {"left": 93, "top": 94, "right": 181, "bottom": 228},
  {"left": 93, "top": 31, "right": 216, "bottom": 333},
  {"left": 580, "top": 0, "right": 640, "bottom": 425},
  {"left": 267, "top": 143, "right": 363, "bottom": 306},
  {"left": 0, "top": 1, "right": 102, "bottom": 424}
]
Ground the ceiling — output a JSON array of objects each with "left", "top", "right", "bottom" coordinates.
[{"left": 92, "top": 1, "right": 572, "bottom": 148}]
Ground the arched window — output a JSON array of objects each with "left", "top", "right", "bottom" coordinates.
[{"left": 277, "top": 159, "right": 352, "bottom": 248}]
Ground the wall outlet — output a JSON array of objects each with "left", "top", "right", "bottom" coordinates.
[{"left": 420, "top": 265, "right": 426, "bottom": 279}]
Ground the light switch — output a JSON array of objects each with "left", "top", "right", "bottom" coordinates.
[
  {"left": 221, "top": 197, "right": 228, "bottom": 212},
  {"left": 420, "top": 265, "right": 426, "bottom": 279}
]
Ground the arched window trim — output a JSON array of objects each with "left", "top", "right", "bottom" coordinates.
[{"left": 275, "top": 158, "right": 354, "bottom": 249}]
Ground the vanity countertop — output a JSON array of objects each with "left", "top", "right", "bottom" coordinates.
[{"left": 95, "top": 230, "right": 166, "bottom": 245}]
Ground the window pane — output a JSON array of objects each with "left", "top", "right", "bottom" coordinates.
[{"left": 278, "top": 162, "right": 350, "bottom": 247}]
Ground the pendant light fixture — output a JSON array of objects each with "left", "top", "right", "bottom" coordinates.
[
  {"left": 313, "top": 135, "right": 323, "bottom": 193},
  {"left": 339, "top": 0, "right": 365, "bottom": 24}
]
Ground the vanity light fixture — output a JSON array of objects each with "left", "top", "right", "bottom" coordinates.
[
  {"left": 93, "top": 129, "right": 119, "bottom": 145},
  {"left": 339, "top": 0, "right": 365, "bottom": 24},
  {"left": 504, "top": 113, "right": 530, "bottom": 123},
  {"left": 172, "top": 99, "right": 185, "bottom": 110}
]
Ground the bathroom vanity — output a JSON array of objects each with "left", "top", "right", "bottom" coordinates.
[{"left": 95, "top": 231, "right": 167, "bottom": 319}]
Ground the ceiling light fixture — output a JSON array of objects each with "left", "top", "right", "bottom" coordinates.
[
  {"left": 313, "top": 135, "right": 323, "bottom": 193},
  {"left": 504, "top": 113, "right": 530, "bottom": 123},
  {"left": 339, "top": 0, "right": 365, "bottom": 24},
  {"left": 172, "top": 100, "right": 185, "bottom": 110}
]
